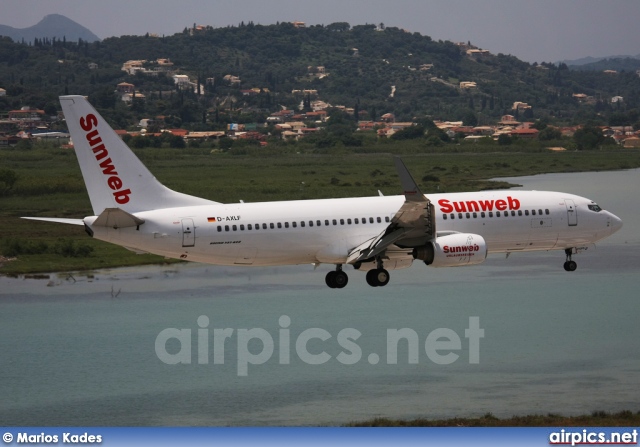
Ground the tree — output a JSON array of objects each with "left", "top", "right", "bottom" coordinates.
[
  {"left": 538, "top": 126, "right": 561, "bottom": 141},
  {"left": 391, "top": 125, "right": 425, "bottom": 140},
  {"left": 326, "top": 22, "right": 350, "bottom": 32},
  {"left": 168, "top": 135, "right": 186, "bottom": 148},
  {"left": 573, "top": 125, "right": 605, "bottom": 150},
  {"left": 0, "top": 169, "right": 18, "bottom": 195},
  {"left": 497, "top": 134, "right": 512, "bottom": 146},
  {"left": 219, "top": 137, "right": 233, "bottom": 150},
  {"left": 463, "top": 111, "right": 478, "bottom": 127}
]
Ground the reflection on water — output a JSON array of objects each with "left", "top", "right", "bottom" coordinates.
[{"left": 1, "top": 170, "right": 638, "bottom": 426}]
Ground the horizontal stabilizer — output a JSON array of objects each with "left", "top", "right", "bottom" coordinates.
[
  {"left": 93, "top": 208, "right": 145, "bottom": 229},
  {"left": 21, "top": 217, "right": 84, "bottom": 226}
]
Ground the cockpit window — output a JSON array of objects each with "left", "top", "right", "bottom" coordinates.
[{"left": 588, "top": 204, "right": 602, "bottom": 212}]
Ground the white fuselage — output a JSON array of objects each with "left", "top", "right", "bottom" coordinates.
[{"left": 85, "top": 190, "right": 621, "bottom": 268}]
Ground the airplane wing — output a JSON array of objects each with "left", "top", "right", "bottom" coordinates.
[{"left": 347, "top": 157, "right": 436, "bottom": 264}]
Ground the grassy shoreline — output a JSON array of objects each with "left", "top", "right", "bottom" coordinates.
[
  {"left": 2, "top": 147, "right": 639, "bottom": 275},
  {"left": 346, "top": 410, "right": 640, "bottom": 427}
]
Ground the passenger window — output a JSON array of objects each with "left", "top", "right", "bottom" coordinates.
[
  {"left": 511, "top": 211, "right": 515, "bottom": 216},
  {"left": 347, "top": 218, "right": 352, "bottom": 225},
  {"left": 458, "top": 213, "right": 463, "bottom": 219},
  {"left": 473, "top": 213, "right": 477, "bottom": 218},
  {"left": 518, "top": 210, "right": 522, "bottom": 216},
  {"left": 285, "top": 222, "right": 289, "bottom": 228},
  {"left": 496, "top": 211, "right": 501, "bottom": 217},
  {"left": 217, "top": 226, "right": 222, "bottom": 232},
  {"left": 525, "top": 210, "right": 529, "bottom": 216},
  {"left": 538, "top": 209, "right": 543, "bottom": 215},
  {"left": 248, "top": 224, "right": 252, "bottom": 230},
  {"left": 269, "top": 223, "right": 274, "bottom": 229},
  {"left": 377, "top": 217, "right": 382, "bottom": 223},
  {"left": 240, "top": 224, "right": 245, "bottom": 231},
  {"left": 532, "top": 210, "right": 536, "bottom": 216},
  {"left": 332, "top": 219, "right": 337, "bottom": 225},
  {"left": 481, "top": 212, "right": 485, "bottom": 218},
  {"left": 466, "top": 213, "right": 470, "bottom": 219},
  {"left": 355, "top": 218, "right": 359, "bottom": 224},
  {"left": 225, "top": 225, "right": 230, "bottom": 231},
  {"left": 369, "top": 217, "right": 374, "bottom": 223},
  {"left": 545, "top": 209, "right": 550, "bottom": 215},
  {"left": 385, "top": 216, "right": 390, "bottom": 223},
  {"left": 292, "top": 222, "right": 297, "bottom": 228},
  {"left": 232, "top": 225, "right": 237, "bottom": 231},
  {"left": 277, "top": 223, "right": 282, "bottom": 229},
  {"left": 489, "top": 212, "right": 493, "bottom": 217},
  {"left": 308, "top": 221, "right": 312, "bottom": 227},
  {"left": 451, "top": 214, "right": 455, "bottom": 220},
  {"left": 443, "top": 214, "right": 448, "bottom": 220},
  {"left": 301, "top": 221, "right": 306, "bottom": 227},
  {"left": 317, "top": 220, "right": 322, "bottom": 226},
  {"left": 340, "top": 219, "right": 345, "bottom": 225}
]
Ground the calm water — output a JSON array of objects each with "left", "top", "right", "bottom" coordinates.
[{"left": 1, "top": 169, "right": 639, "bottom": 426}]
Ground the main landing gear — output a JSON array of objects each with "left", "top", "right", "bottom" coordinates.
[
  {"left": 366, "top": 268, "right": 390, "bottom": 287},
  {"left": 325, "top": 265, "right": 349, "bottom": 289},
  {"left": 325, "top": 258, "right": 391, "bottom": 288},
  {"left": 364, "top": 257, "right": 390, "bottom": 287},
  {"left": 563, "top": 248, "right": 577, "bottom": 272}
]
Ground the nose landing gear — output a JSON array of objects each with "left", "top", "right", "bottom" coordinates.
[{"left": 563, "top": 248, "right": 577, "bottom": 272}]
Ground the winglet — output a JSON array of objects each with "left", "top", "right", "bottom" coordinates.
[{"left": 394, "top": 157, "right": 426, "bottom": 202}]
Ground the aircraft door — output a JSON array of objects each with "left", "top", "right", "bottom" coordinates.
[
  {"left": 564, "top": 199, "right": 577, "bottom": 226},
  {"left": 181, "top": 218, "right": 195, "bottom": 247}
]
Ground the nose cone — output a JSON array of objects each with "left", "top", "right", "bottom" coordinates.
[{"left": 610, "top": 213, "right": 623, "bottom": 235}]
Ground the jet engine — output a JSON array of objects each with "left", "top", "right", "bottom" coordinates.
[{"left": 413, "top": 233, "right": 487, "bottom": 267}]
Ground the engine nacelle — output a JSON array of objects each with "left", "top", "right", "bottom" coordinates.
[{"left": 413, "top": 233, "right": 487, "bottom": 267}]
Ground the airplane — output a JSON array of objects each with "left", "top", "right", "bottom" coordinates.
[{"left": 23, "top": 95, "right": 623, "bottom": 288}]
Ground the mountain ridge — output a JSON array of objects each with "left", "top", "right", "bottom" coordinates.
[
  {"left": 561, "top": 54, "right": 640, "bottom": 67},
  {"left": 0, "top": 14, "right": 100, "bottom": 43},
  {"left": 0, "top": 21, "right": 639, "bottom": 129}
]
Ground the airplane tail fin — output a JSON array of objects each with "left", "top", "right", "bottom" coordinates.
[{"left": 60, "top": 95, "right": 217, "bottom": 215}]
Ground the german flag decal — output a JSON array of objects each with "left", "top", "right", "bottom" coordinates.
[{"left": 207, "top": 217, "right": 217, "bottom": 222}]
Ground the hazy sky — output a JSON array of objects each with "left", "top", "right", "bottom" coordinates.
[{"left": 3, "top": 0, "right": 640, "bottom": 63}]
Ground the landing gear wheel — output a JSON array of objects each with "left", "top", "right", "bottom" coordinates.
[
  {"left": 375, "top": 268, "right": 390, "bottom": 287},
  {"left": 366, "top": 269, "right": 379, "bottom": 287},
  {"left": 366, "top": 268, "right": 390, "bottom": 287},
  {"left": 326, "top": 269, "right": 349, "bottom": 288},
  {"left": 563, "top": 248, "right": 577, "bottom": 272},
  {"left": 325, "top": 271, "right": 337, "bottom": 288},
  {"left": 564, "top": 260, "right": 577, "bottom": 272},
  {"left": 333, "top": 270, "right": 349, "bottom": 288}
]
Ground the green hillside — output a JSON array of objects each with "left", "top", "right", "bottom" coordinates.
[{"left": 1, "top": 22, "right": 640, "bottom": 129}]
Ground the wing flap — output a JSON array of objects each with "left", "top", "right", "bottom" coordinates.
[
  {"left": 347, "top": 157, "right": 436, "bottom": 264},
  {"left": 347, "top": 228, "right": 409, "bottom": 264}
]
